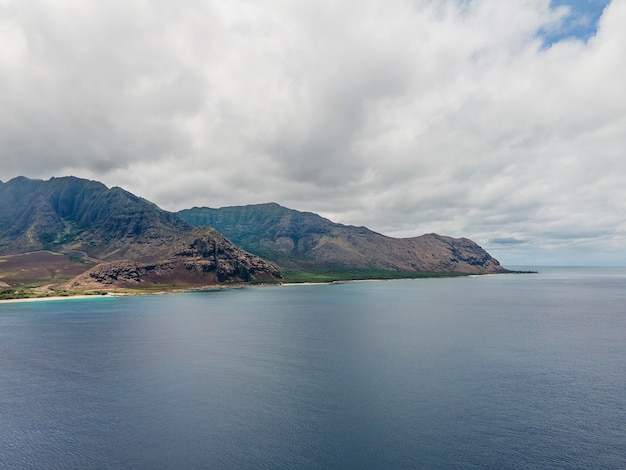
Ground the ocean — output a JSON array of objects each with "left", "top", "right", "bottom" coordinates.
[{"left": 1, "top": 267, "right": 625, "bottom": 469}]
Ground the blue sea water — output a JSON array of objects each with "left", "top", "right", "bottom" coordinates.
[{"left": 0, "top": 267, "right": 625, "bottom": 469}]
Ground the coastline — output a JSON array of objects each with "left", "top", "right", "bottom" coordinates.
[
  {"left": 0, "top": 271, "right": 526, "bottom": 304},
  {"left": 0, "top": 294, "right": 116, "bottom": 304},
  {"left": 0, "top": 283, "right": 256, "bottom": 304}
]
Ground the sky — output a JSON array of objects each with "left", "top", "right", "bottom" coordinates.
[{"left": 0, "top": 0, "right": 624, "bottom": 266}]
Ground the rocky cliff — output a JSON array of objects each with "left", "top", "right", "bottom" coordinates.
[{"left": 64, "top": 228, "right": 281, "bottom": 290}]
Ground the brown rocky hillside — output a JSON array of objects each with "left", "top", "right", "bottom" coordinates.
[{"left": 64, "top": 228, "right": 281, "bottom": 290}]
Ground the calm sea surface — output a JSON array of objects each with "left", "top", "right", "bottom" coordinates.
[{"left": 1, "top": 267, "right": 625, "bottom": 469}]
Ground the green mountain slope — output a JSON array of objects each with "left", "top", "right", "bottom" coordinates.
[
  {"left": 0, "top": 176, "right": 191, "bottom": 260},
  {"left": 178, "top": 203, "right": 507, "bottom": 276}
]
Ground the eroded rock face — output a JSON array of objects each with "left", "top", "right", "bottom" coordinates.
[
  {"left": 397, "top": 234, "right": 504, "bottom": 274},
  {"left": 64, "top": 228, "right": 282, "bottom": 290}
]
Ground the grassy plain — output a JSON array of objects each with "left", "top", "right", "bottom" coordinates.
[
  {"left": 0, "top": 251, "right": 94, "bottom": 285},
  {"left": 0, "top": 251, "right": 97, "bottom": 300},
  {"left": 280, "top": 267, "right": 471, "bottom": 283}
]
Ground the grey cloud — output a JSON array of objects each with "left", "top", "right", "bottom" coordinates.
[
  {"left": 1, "top": 0, "right": 625, "bottom": 265},
  {"left": 490, "top": 237, "right": 527, "bottom": 245}
]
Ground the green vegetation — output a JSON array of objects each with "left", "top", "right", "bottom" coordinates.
[
  {"left": 109, "top": 284, "right": 194, "bottom": 295},
  {"left": 0, "top": 287, "right": 108, "bottom": 300},
  {"left": 280, "top": 267, "right": 472, "bottom": 283}
]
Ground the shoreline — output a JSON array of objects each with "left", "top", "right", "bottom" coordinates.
[
  {"left": 0, "top": 294, "right": 117, "bottom": 304},
  {"left": 0, "top": 271, "right": 526, "bottom": 304},
  {"left": 0, "top": 283, "right": 253, "bottom": 304}
]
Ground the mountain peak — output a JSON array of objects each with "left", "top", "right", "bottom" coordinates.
[{"left": 0, "top": 176, "right": 192, "bottom": 258}]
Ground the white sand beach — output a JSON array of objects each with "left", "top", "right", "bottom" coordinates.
[{"left": 0, "top": 294, "right": 114, "bottom": 304}]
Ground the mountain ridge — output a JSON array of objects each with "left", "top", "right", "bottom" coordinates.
[
  {"left": 0, "top": 176, "right": 192, "bottom": 260},
  {"left": 178, "top": 203, "right": 506, "bottom": 275}
]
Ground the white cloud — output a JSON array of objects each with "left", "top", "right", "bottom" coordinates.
[{"left": 1, "top": 0, "right": 624, "bottom": 265}]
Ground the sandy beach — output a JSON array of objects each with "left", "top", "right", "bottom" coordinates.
[{"left": 0, "top": 294, "right": 115, "bottom": 305}]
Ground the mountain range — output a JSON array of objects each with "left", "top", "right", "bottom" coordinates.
[
  {"left": 0, "top": 177, "right": 280, "bottom": 293},
  {"left": 0, "top": 176, "right": 508, "bottom": 296},
  {"left": 178, "top": 203, "right": 505, "bottom": 277}
]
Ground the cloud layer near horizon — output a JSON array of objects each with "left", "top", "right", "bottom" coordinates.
[{"left": 1, "top": 0, "right": 624, "bottom": 265}]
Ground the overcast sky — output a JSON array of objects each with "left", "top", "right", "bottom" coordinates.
[{"left": 1, "top": 0, "right": 624, "bottom": 266}]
